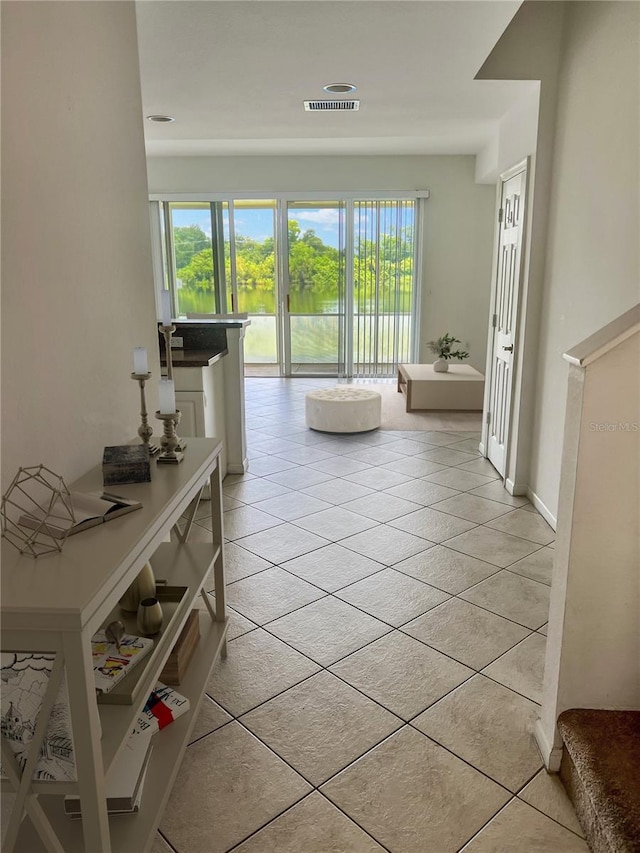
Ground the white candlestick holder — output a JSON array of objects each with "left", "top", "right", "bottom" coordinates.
[
  {"left": 155, "top": 410, "right": 184, "bottom": 464},
  {"left": 159, "top": 324, "right": 186, "bottom": 451},
  {"left": 131, "top": 371, "right": 158, "bottom": 452},
  {"left": 160, "top": 323, "right": 176, "bottom": 381}
]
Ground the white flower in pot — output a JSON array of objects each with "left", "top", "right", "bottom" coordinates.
[{"left": 427, "top": 333, "right": 470, "bottom": 373}]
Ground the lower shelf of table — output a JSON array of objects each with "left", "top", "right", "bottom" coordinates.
[
  {"left": 98, "top": 541, "right": 221, "bottom": 772},
  {"left": 11, "top": 612, "right": 228, "bottom": 853}
]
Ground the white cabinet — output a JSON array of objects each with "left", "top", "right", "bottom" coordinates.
[
  {"left": 175, "top": 391, "right": 204, "bottom": 441},
  {"left": 174, "top": 359, "right": 227, "bottom": 477},
  {"left": 164, "top": 321, "right": 249, "bottom": 476},
  {"left": 1, "top": 438, "right": 227, "bottom": 853}
]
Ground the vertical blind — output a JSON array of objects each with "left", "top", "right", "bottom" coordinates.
[{"left": 353, "top": 199, "right": 415, "bottom": 377}]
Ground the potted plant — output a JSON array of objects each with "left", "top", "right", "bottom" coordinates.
[{"left": 427, "top": 333, "right": 470, "bottom": 373}]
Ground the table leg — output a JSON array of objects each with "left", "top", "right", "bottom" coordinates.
[
  {"left": 62, "top": 633, "right": 111, "bottom": 853},
  {"left": 210, "top": 463, "right": 226, "bottom": 627}
]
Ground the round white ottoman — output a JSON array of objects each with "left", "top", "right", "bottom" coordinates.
[{"left": 305, "top": 387, "right": 382, "bottom": 433}]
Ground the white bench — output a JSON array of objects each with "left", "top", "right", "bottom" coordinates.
[{"left": 305, "top": 387, "right": 382, "bottom": 433}]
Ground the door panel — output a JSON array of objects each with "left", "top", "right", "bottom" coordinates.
[
  {"left": 487, "top": 169, "right": 526, "bottom": 477},
  {"left": 284, "top": 201, "right": 346, "bottom": 376},
  {"left": 282, "top": 198, "right": 415, "bottom": 378},
  {"left": 224, "top": 200, "right": 279, "bottom": 366},
  {"left": 166, "top": 202, "right": 217, "bottom": 316}
]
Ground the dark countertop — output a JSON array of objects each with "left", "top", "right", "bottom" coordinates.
[
  {"left": 171, "top": 317, "right": 251, "bottom": 328},
  {"left": 160, "top": 347, "right": 228, "bottom": 369}
]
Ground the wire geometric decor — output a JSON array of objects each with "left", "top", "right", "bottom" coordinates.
[{"left": 1, "top": 465, "right": 74, "bottom": 557}]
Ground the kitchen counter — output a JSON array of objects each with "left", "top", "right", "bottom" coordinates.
[
  {"left": 176, "top": 317, "right": 251, "bottom": 328},
  {"left": 157, "top": 320, "right": 249, "bottom": 475},
  {"left": 160, "top": 347, "right": 228, "bottom": 369}
]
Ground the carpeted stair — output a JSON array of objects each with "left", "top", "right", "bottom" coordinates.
[{"left": 557, "top": 709, "right": 640, "bottom": 852}]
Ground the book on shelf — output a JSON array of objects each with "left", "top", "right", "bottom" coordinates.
[
  {"left": 92, "top": 632, "right": 154, "bottom": 695},
  {"left": 67, "top": 773, "right": 147, "bottom": 819},
  {"left": 135, "top": 683, "right": 190, "bottom": 735},
  {"left": 64, "top": 728, "right": 152, "bottom": 816},
  {"left": 18, "top": 491, "right": 142, "bottom": 539},
  {"left": 160, "top": 608, "right": 200, "bottom": 685},
  {"left": 1, "top": 653, "right": 77, "bottom": 782}
]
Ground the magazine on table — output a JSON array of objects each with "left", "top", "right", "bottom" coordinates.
[
  {"left": 134, "top": 683, "right": 190, "bottom": 735},
  {"left": 18, "top": 491, "right": 141, "bottom": 539},
  {"left": 92, "top": 632, "right": 154, "bottom": 695}
]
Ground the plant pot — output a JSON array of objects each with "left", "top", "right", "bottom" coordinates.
[{"left": 433, "top": 358, "right": 449, "bottom": 373}]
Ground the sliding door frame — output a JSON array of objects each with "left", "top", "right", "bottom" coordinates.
[
  {"left": 150, "top": 191, "right": 430, "bottom": 202},
  {"left": 150, "top": 190, "right": 429, "bottom": 376},
  {"left": 277, "top": 199, "right": 290, "bottom": 376},
  {"left": 345, "top": 199, "right": 355, "bottom": 378}
]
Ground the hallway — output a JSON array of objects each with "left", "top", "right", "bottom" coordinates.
[{"left": 156, "top": 378, "right": 587, "bottom": 853}]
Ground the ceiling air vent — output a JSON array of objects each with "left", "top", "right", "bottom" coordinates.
[{"left": 304, "top": 100, "right": 360, "bottom": 111}]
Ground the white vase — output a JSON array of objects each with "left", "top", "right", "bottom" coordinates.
[
  {"left": 119, "top": 562, "right": 156, "bottom": 612},
  {"left": 433, "top": 358, "right": 449, "bottom": 373}
]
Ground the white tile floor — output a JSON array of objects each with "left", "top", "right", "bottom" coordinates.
[{"left": 155, "top": 378, "right": 588, "bottom": 853}]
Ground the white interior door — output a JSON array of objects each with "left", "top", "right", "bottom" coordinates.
[{"left": 486, "top": 166, "right": 527, "bottom": 477}]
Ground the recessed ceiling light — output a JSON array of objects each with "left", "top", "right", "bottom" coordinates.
[
  {"left": 146, "top": 114, "right": 175, "bottom": 123},
  {"left": 323, "top": 83, "right": 357, "bottom": 94}
]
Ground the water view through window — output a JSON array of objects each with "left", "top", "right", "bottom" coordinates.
[
  {"left": 224, "top": 201, "right": 278, "bottom": 364},
  {"left": 159, "top": 197, "right": 417, "bottom": 376},
  {"left": 287, "top": 201, "right": 346, "bottom": 374}
]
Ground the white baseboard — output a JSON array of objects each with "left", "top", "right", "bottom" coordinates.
[
  {"left": 505, "top": 478, "right": 528, "bottom": 496},
  {"left": 526, "top": 488, "right": 557, "bottom": 531},
  {"left": 227, "top": 460, "right": 249, "bottom": 475},
  {"left": 479, "top": 441, "right": 486, "bottom": 456},
  {"left": 534, "top": 719, "right": 563, "bottom": 771}
]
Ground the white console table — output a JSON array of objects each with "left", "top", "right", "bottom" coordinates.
[
  {"left": 397, "top": 363, "right": 485, "bottom": 412},
  {"left": 1, "top": 438, "right": 227, "bottom": 853}
]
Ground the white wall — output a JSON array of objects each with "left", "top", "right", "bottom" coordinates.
[
  {"left": 1, "top": 2, "right": 159, "bottom": 490},
  {"left": 147, "top": 155, "right": 496, "bottom": 371},
  {"left": 475, "top": 82, "right": 540, "bottom": 185},
  {"left": 475, "top": 1, "right": 567, "bottom": 499},
  {"left": 529, "top": 1, "right": 640, "bottom": 517}
]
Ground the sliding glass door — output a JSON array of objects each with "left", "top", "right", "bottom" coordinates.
[
  {"left": 164, "top": 202, "right": 218, "bottom": 315},
  {"left": 284, "top": 201, "right": 346, "bottom": 376},
  {"left": 154, "top": 195, "right": 420, "bottom": 378},
  {"left": 222, "top": 200, "right": 278, "bottom": 366}
]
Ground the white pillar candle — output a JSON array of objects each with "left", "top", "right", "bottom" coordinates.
[
  {"left": 158, "top": 379, "right": 176, "bottom": 414},
  {"left": 161, "top": 290, "right": 172, "bottom": 327},
  {"left": 133, "top": 347, "right": 148, "bottom": 375}
]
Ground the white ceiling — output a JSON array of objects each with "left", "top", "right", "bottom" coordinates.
[{"left": 136, "top": 0, "right": 526, "bottom": 158}]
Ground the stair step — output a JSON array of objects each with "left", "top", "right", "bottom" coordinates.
[{"left": 557, "top": 709, "right": 640, "bottom": 853}]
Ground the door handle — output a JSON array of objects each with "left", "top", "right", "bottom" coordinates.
[
  {"left": 286, "top": 294, "right": 290, "bottom": 312},
  {"left": 502, "top": 345, "right": 514, "bottom": 352}
]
